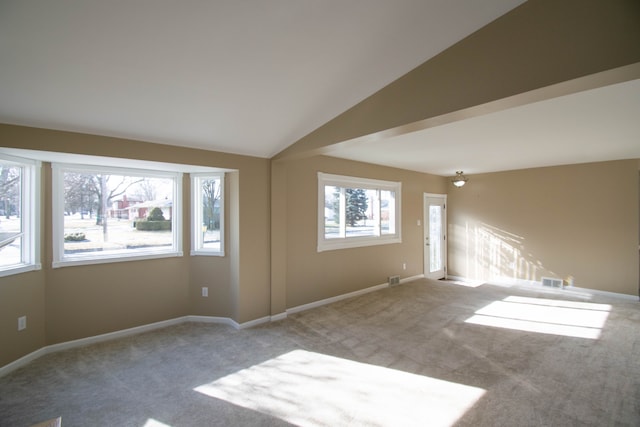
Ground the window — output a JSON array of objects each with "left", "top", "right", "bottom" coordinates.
[
  {"left": 318, "top": 172, "right": 401, "bottom": 252},
  {"left": 191, "top": 173, "right": 224, "bottom": 256},
  {"left": 53, "top": 164, "right": 182, "bottom": 267},
  {"left": 0, "top": 154, "right": 40, "bottom": 276}
]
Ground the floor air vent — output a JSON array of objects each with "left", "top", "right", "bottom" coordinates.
[{"left": 541, "top": 277, "right": 563, "bottom": 288}]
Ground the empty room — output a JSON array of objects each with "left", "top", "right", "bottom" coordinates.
[{"left": 1, "top": 1, "right": 639, "bottom": 426}]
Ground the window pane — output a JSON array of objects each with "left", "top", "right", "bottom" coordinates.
[
  {"left": 345, "top": 188, "right": 376, "bottom": 238},
  {"left": 324, "top": 186, "right": 341, "bottom": 239},
  {"left": 380, "top": 190, "right": 395, "bottom": 235},
  {"left": 63, "top": 172, "right": 175, "bottom": 258},
  {"left": 200, "top": 176, "right": 221, "bottom": 251},
  {"left": 0, "top": 163, "right": 22, "bottom": 267},
  {"left": 429, "top": 205, "right": 442, "bottom": 272}
]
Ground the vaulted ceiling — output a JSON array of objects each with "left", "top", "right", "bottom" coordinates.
[{"left": 1, "top": 1, "right": 639, "bottom": 176}]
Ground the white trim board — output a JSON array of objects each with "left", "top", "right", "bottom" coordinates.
[
  {"left": 1, "top": 275, "right": 426, "bottom": 378},
  {"left": 287, "top": 274, "right": 424, "bottom": 315},
  {"left": 0, "top": 315, "right": 260, "bottom": 378},
  {"left": 445, "top": 275, "right": 639, "bottom": 302}
]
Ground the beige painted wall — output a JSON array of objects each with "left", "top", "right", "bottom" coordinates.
[
  {"left": 2, "top": 140, "right": 637, "bottom": 367},
  {"left": 282, "top": 155, "right": 447, "bottom": 308},
  {"left": 236, "top": 163, "right": 272, "bottom": 323},
  {"left": 447, "top": 160, "right": 640, "bottom": 296},
  {"left": 0, "top": 124, "right": 271, "bottom": 366},
  {"left": 0, "top": 271, "right": 46, "bottom": 368}
]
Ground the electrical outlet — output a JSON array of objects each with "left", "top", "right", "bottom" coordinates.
[
  {"left": 402, "top": 263, "right": 407, "bottom": 270},
  {"left": 18, "top": 316, "right": 27, "bottom": 331},
  {"left": 202, "top": 287, "right": 208, "bottom": 297}
]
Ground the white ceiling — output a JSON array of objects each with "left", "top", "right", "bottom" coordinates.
[{"left": 1, "top": 1, "right": 638, "bottom": 177}]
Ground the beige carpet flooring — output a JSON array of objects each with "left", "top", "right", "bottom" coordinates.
[{"left": 1, "top": 278, "right": 639, "bottom": 426}]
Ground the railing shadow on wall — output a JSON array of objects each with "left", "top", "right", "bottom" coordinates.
[{"left": 451, "top": 221, "right": 561, "bottom": 284}]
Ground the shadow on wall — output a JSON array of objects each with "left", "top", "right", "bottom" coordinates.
[{"left": 451, "top": 221, "right": 566, "bottom": 284}]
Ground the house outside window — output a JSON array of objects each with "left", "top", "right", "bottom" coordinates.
[{"left": 52, "top": 164, "right": 182, "bottom": 267}]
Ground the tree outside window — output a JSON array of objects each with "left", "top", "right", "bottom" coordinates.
[
  {"left": 191, "top": 173, "right": 224, "bottom": 256},
  {"left": 319, "top": 173, "right": 401, "bottom": 252},
  {"left": 53, "top": 165, "right": 181, "bottom": 266}
]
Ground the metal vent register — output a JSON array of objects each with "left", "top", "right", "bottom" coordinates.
[{"left": 541, "top": 277, "right": 563, "bottom": 288}]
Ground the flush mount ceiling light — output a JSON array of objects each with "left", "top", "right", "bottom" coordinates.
[{"left": 452, "top": 171, "right": 469, "bottom": 188}]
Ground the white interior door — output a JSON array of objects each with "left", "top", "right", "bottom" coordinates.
[{"left": 424, "top": 194, "right": 447, "bottom": 280}]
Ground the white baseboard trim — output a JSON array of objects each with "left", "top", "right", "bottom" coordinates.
[
  {"left": 400, "top": 274, "right": 425, "bottom": 284},
  {"left": 564, "top": 286, "right": 639, "bottom": 302},
  {"left": 48, "top": 317, "right": 190, "bottom": 354},
  {"left": 445, "top": 275, "right": 638, "bottom": 301},
  {"left": 187, "top": 315, "right": 272, "bottom": 329},
  {"left": 287, "top": 275, "right": 424, "bottom": 315},
  {"left": 270, "top": 312, "right": 287, "bottom": 322},
  {"left": 237, "top": 316, "right": 271, "bottom": 329},
  {"left": 0, "top": 313, "right": 290, "bottom": 377},
  {"left": 186, "top": 315, "right": 239, "bottom": 328},
  {"left": 0, "top": 316, "right": 191, "bottom": 378},
  {"left": 287, "top": 283, "right": 388, "bottom": 315},
  {"left": 0, "top": 274, "right": 439, "bottom": 377},
  {"left": 0, "top": 347, "right": 49, "bottom": 379}
]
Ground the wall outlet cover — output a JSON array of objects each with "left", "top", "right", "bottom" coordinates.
[{"left": 18, "top": 316, "right": 27, "bottom": 331}]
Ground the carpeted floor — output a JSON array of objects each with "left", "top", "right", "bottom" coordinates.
[{"left": 1, "top": 279, "right": 639, "bottom": 426}]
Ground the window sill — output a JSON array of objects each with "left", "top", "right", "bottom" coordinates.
[
  {"left": 0, "top": 263, "right": 42, "bottom": 278},
  {"left": 190, "top": 250, "right": 225, "bottom": 257},
  {"left": 52, "top": 251, "right": 183, "bottom": 268}
]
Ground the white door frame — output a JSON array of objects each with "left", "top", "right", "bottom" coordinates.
[{"left": 424, "top": 193, "right": 447, "bottom": 280}]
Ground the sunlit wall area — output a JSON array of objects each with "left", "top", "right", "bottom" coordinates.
[{"left": 447, "top": 160, "right": 639, "bottom": 296}]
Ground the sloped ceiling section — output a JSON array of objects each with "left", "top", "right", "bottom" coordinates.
[
  {"left": 324, "top": 76, "right": 640, "bottom": 175},
  {"left": 277, "top": 0, "right": 640, "bottom": 175},
  {"left": 0, "top": 0, "right": 525, "bottom": 158}
]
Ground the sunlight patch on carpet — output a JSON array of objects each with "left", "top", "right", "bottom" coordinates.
[
  {"left": 466, "top": 296, "right": 611, "bottom": 339},
  {"left": 143, "top": 419, "right": 172, "bottom": 427},
  {"left": 195, "top": 349, "right": 485, "bottom": 427}
]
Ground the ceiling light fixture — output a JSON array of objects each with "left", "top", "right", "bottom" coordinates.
[{"left": 452, "top": 171, "right": 469, "bottom": 188}]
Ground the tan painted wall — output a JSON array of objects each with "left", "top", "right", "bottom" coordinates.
[
  {"left": 0, "top": 124, "right": 271, "bottom": 366},
  {"left": 236, "top": 163, "right": 272, "bottom": 323},
  {"left": 283, "top": 156, "right": 447, "bottom": 308},
  {"left": 447, "top": 160, "right": 640, "bottom": 296},
  {"left": 0, "top": 272, "right": 46, "bottom": 367}
]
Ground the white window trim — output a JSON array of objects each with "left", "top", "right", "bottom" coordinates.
[
  {"left": 52, "top": 163, "right": 183, "bottom": 268},
  {"left": 191, "top": 172, "right": 225, "bottom": 256},
  {"left": 317, "top": 172, "right": 401, "bottom": 252},
  {"left": 0, "top": 154, "right": 41, "bottom": 277}
]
